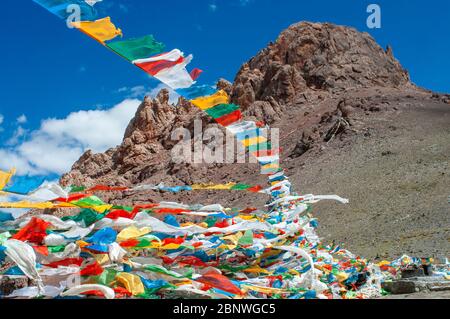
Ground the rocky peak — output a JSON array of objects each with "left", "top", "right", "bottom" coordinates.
[
  {"left": 231, "top": 22, "right": 410, "bottom": 108},
  {"left": 61, "top": 22, "right": 416, "bottom": 204}
]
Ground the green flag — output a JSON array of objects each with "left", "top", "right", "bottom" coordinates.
[
  {"left": 62, "top": 209, "right": 105, "bottom": 227},
  {"left": 231, "top": 184, "right": 252, "bottom": 191},
  {"left": 72, "top": 196, "right": 107, "bottom": 208},
  {"left": 238, "top": 230, "right": 254, "bottom": 246},
  {"left": 247, "top": 142, "right": 272, "bottom": 153},
  {"left": 206, "top": 104, "right": 240, "bottom": 119},
  {"left": 107, "top": 35, "right": 165, "bottom": 61}
]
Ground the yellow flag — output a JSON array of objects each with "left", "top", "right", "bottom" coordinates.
[
  {"left": 0, "top": 201, "right": 55, "bottom": 209},
  {"left": 262, "top": 163, "right": 280, "bottom": 170},
  {"left": 95, "top": 254, "right": 110, "bottom": 265},
  {"left": 117, "top": 226, "right": 151, "bottom": 242},
  {"left": 191, "top": 183, "right": 236, "bottom": 190},
  {"left": 0, "top": 168, "right": 15, "bottom": 190},
  {"left": 116, "top": 273, "right": 145, "bottom": 296},
  {"left": 241, "top": 136, "right": 267, "bottom": 148},
  {"left": 377, "top": 261, "right": 391, "bottom": 267},
  {"left": 72, "top": 17, "right": 122, "bottom": 44},
  {"left": 241, "top": 284, "right": 287, "bottom": 295},
  {"left": 190, "top": 90, "right": 229, "bottom": 110},
  {"left": 160, "top": 243, "right": 183, "bottom": 250},
  {"left": 243, "top": 266, "right": 271, "bottom": 275},
  {"left": 336, "top": 272, "right": 349, "bottom": 283}
]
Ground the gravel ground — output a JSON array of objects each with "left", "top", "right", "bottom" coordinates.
[{"left": 290, "top": 93, "right": 450, "bottom": 260}]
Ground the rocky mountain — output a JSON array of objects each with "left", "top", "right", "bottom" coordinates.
[{"left": 60, "top": 22, "right": 450, "bottom": 260}]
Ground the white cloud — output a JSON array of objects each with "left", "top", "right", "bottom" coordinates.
[
  {"left": 17, "top": 114, "right": 27, "bottom": 124},
  {"left": 7, "top": 126, "right": 27, "bottom": 145},
  {"left": 0, "top": 99, "right": 141, "bottom": 176}
]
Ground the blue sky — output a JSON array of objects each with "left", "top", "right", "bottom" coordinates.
[{"left": 0, "top": 0, "right": 449, "bottom": 178}]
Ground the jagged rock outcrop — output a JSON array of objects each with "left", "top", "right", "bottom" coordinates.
[
  {"left": 232, "top": 22, "right": 410, "bottom": 109},
  {"left": 61, "top": 91, "right": 204, "bottom": 190}
]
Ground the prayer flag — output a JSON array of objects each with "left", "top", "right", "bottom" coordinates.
[
  {"left": 190, "top": 90, "right": 229, "bottom": 110},
  {"left": 72, "top": 17, "right": 122, "bottom": 44},
  {"left": 106, "top": 35, "right": 165, "bottom": 61}
]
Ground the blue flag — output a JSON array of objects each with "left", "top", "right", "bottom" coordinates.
[
  {"left": 176, "top": 85, "right": 217, "bottom": 100},
  {"left": 0, "top": 212, "right": 14, "bottom": 222},
  {"left": 33, "top": 0, "right": 99, "bottom": 21},
  {"left": 3, "top": 175, "right": 45, "bottom": 195}
]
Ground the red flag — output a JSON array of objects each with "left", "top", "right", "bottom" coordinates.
[
  {"left": 136, "top": 56, "right": 185, "bottom": 76},
  {"left": 119, "top": 239, "right": 140, "bottom": 248},
  {"left": 44, "top": 258, "right": 84, "bottom": 268},
  {"left": 113, "top": 287, "right": 132, "bottom": 298},
  {"left": 196, "top": 271, "right": 242, "bottom": 295},
  {"left": 12, "top": 217, "right": 51, "bottom": 244},
  {"left": 214, "top": 220, "right": 229, "bottom": 228},
  {"left": 162, "top": 237, "right": 185, "bottom": 246},
  {"left": 105, "top": 210, "right": 137, "bottom": 220},
  {"left": 87, "top": 185, "right": 128, "bottom": 192},
  {"left": 240, "top": 207, "right": 257, "bottom": 214},
  {"left": 190, "top": 68, "right": 203, "bottom": 80},
  {"left": 215, "top": 110, "right": 242, "bottom": 127},
  {"left": 80, "top": 261, "right": 104, "bottom": 276},
  {"left": 247, "top": 185, "right": 263, "bottom": 193},
  {"left": 251, "top": 148, "right": 281, "bottom": 158},
  {"left": 176, "top": 256, "right": 208, "bottom": 267},
  {"left": 54, "top": 193, "right": 89, "bottom": 203},
  {"left": 33, "top": 246, "right": 49, "bottom": 256},
  {"left": 153, "top": 208, "right": 188, "bottom": 215}
]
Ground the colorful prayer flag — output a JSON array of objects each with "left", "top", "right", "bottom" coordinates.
[
  {"left": 33, "top": 0, "right": 98, "bottom": 21},
  {"left": 106, "top": 35, "right": 165, "bottom": 61},
  {"left": 206, "top": 104, "right": 240, "bottom": 119},
  {"left": 190, "top": 90, "right": 229, "bottom": 111},
  {"left": 72, "top": 17, "right": 122, "bottom": 44},
  {"left": 3, "top": 175, "right": 45, "bottom": 195}
]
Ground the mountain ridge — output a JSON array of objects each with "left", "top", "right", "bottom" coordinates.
[{"left": 59, "top": 22, "right": 450, "bottom": 259}]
